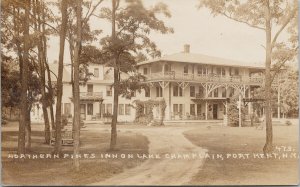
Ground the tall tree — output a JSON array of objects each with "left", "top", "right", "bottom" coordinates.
[
  {"left": 199, "top": 0, "right": 298, "bottom": 154},
  {"left": 33, "top": 0, "right": 51, "bottom": 144},
  {"left": 54, "top": 0, "right": 68, "bottom": 154},
  {"left": 17, "top": 0, "right": 31, "bottom": 155},
  {"left": 73, "top": 0, "right": 82, "bottom": 171},
  {"left": 99, "top": 0, "right": 173, "bottom": 150}
]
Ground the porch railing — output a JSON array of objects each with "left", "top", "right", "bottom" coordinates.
[
  {"left": 80, "top": 92, "right": 103, "bottom": 98},
  {"left": 145, "top": 71, "right": 264, "bottom": 85}
]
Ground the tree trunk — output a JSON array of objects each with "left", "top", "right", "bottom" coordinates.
[
  {"left": 45, "top": 62, "right": 55, "bottom": 130},
  {"left": 36, "top": 0, "right": 51, "bottom": 144},
  {"left": 110, "top": 0, "right": 118, "bottom": 151},
  {"left": 263, "top": 0, "right": 273, "bottom": 154},
  {"left": 42, "top": 104, "right": 51, "bottom": 144},
  {"left": 54, "top": 0, "right": 68, "bottom": 154},
  {"left": 25, "top": 107, "right": 31, "bottom": 150},
  {"left": 73, "top": 0, "right": 82, "bottom": 171},
  {"left": 18, "top": 0, "right": 30, "bottom": 155},
  {"left": 110, "top": 69, "right": 119, "bottom": 150}
]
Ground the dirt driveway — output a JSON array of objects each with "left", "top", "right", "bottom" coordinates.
[{"left": 91, "top": 125, "right": 207, "bottom": 185}]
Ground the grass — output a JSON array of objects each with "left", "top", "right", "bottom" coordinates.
[
  {"left": 2, "top": 121, "right": 149, "bottom": 186},
  {"left": 184, "top": 122, "right": 299, "bottom": 185}
]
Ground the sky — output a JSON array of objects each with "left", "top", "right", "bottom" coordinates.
[{"left": 47, "top": 0, "right": 287, "bottom": 66}]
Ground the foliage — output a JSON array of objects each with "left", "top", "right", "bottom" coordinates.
[
  {"left": 227, "top": 95, "right": 246, "bottom": 127},
  {"left": 280, "top": 68, "right": 299, "bottom": 117},
  {"left": 133, "top": 98, "right": 166, "bottom": 126}
]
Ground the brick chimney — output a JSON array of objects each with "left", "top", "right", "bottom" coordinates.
[{"left": 184, "top": 44, "right": 190, "bottom": 53}]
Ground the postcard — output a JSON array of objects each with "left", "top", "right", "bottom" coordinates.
[{"left": 1, "top": 0, "right": 298, "bottom": 186}]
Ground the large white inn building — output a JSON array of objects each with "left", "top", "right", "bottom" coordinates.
[{"left": 31, "top": 45, "right": 265, "bottom": 123}]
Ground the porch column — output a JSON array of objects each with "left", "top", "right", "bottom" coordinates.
[
  {"left": 169, "top": 82, "right": 172, "bottom": 120},
  {"left": 238, "top": 94, "right": 242, "bottom": 127},
  {"left": 277, "top": 86, "right": 280, "bottom": 119},
  {"left": 248, "top": 87, "right": 252, "bottom": 115},
  {"left": 99, "top": 102, "right": 102, "bottom": 119},
  {"left": 225, "top": 100, "right": 228, "bottom": 117},
  {"left": 205, "top": 101, "right": 208, "bottom": 120}
]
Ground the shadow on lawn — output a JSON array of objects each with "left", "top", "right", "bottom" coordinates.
[
  {"left": 184, "top": 125, "right": 299, "bottom": 185},
  {"left": 2, "top": 124, "right": 149, "bottom": 186}
]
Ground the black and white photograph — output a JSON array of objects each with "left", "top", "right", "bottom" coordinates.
[{"left": 1, "top": 0, "right": 299, "bottom": 186}]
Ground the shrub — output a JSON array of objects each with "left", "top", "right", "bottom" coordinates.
[{"left": 227, "top": 96, "right": 246, "bottom": 127}]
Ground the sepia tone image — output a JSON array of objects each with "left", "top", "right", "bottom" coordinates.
[{"left": 1, "top": 0, "right": 299, "bottom": 186}]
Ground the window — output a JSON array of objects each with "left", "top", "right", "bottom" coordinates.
[
  {"left": 190, "top": 86, "right": 195, "bottom": 97},
  {"left": 230, "top": 68, "right": 239, "bottom": 76},
  {"left": 156, "top": 86, "right": 163, "bottom": 97},
  {"left": 198, "top": 86, "right": 204, "bottom": 97},
  {"left": 173, "top": 86, "right": 178, "bottom": 96},
  {"left": 216, "top": 67, "right": 221, "bottom": 75},
  {"left": 106, "top": 104, "right": 112, "bottom": 114},
  {"left": 179, "top": 104, "right": 184, "bottom": 115},
  {"left": 190, "top": 104, "right": 195, "bottom": 115},
  {"left": 94, "top": 68, "right": 99, "bottom": 78},
  {"left": 197, "top": 104, "right": 201, "bottom": 116},
  {"left": 64, "top": 103, "right": 71, "bottom": 115},
  {"left": 173, "top": 104, "right": 184, "bottom": 115},
  {"left": 234, "top": 68, "right": 239, "bottom": 75},
  {"left": 179, "top": 87, "right": 183, "bottom": 96},
  {"left": 145, "top": 88, "right": 150, "bottom": 97},
  {"left": 87, "top": 84, "right": 93, "bottom": 93},
  {"left": 164, "top": 64, "right": 171, "bottom": 72},
  {"left": 208, "top": 91, "right": 212, "bottom": 97},
  {"left": 101, "top": 104, "right": 105, "bottom": 115},
  {"left": 173, "top": 86, "right": 183, "bottom": 97},
  {"left": 106, "top": 86, "right": 112, "bottom": 96},
  {"left": 125, "top": 104, "right": 131, "bottom": 115},
  {"left": 87, "top": 103, "right": 93, "bottom": 115},
  {"left": 197, "top": 65, "right": 207, "bottom": 75},
  {"left": 119, "top": 104, "right": 124, "bottom": 115},
  {"left": 214, "top": 88, "right": 218, "bottom": 97},
  {"left": 173, "top": 104, "right": 178, "bottom": 115},
  {"left": 222, "top": 88, "right": 226, "bottom": 98},
  {"left": 143, "top": 68, "right": 148, "bottom": 75},
  {"left": 222, "top": 68, "right": 226, "bottom": 76},
  {"left": 184, "top": 65, "right": 189, "bottom": 74}
]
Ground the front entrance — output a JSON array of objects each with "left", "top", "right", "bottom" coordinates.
[{"left": 213, "top": 104, "right": 218, "bottom": 119}]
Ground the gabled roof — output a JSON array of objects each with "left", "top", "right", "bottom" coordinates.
[
  {"left": 46, "top": 63, "right": 71, "bottom": 82},
  {"left": 138, "top": 52, "right": 264, "bottom": 69}
]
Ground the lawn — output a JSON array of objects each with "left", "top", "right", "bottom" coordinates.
[
  {"left": 2, "top": 121, "right": 149, "bottom": 186},
  {"left": 184, "top": 121, "right": 299, "bottom": 185}
]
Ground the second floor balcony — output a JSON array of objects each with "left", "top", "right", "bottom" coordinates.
[
  {"left": 144, "top": 71, "right": 264, "bottom": 85},
  {"left": 79, "top": 92, "right": 103, "bottom": 101}
]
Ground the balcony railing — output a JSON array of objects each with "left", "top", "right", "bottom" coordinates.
[
  {"left": 79, "top": 92, "right": 103, "bottom": 100},
  {"left": 145, "top": 71, "right": 264, "bottom": 85}
]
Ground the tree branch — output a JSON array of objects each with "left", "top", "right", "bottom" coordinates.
[
  {"left": 271, "top": 7, "right": 297, "bottom": 48},
  {"left": 222, "top": 12, "right": 266, "bottom": 31}
]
